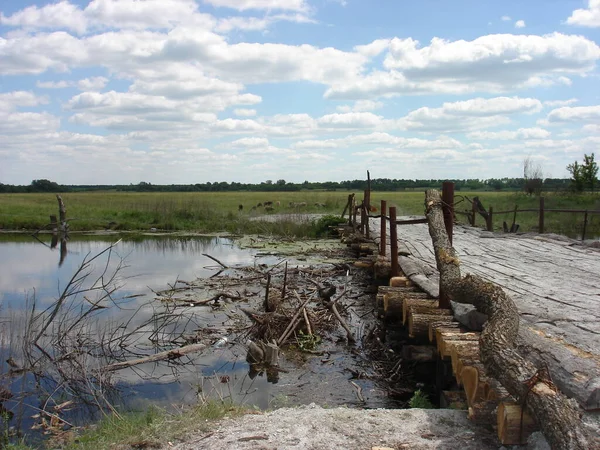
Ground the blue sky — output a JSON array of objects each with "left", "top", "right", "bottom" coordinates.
[{"left": 1, "top": 0, "right": 599, "bottom": 185}]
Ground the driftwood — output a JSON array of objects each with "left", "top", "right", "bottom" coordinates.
[
  {"left": 425, "top": 189, "right": 598, "bottom": 450},
  {"left": 101, "top": 343, "right": 207, "bottom": 372}
]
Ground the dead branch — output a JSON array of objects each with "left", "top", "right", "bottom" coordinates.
[
  {"left": 100, "top": 343, "right": 207, "bottom": 372},
  {"left": 202, "top": 253, "right": 228, "bottom": 269}
]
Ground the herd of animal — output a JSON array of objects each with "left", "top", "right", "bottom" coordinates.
[{"left": 238, "top": 201, "right": 327, "bottom": 212}]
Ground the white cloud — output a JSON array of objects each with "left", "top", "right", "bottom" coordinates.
[
  {"left": 337, "top": 100, "right": 384, "bottom": 113},
  {"left": 546, "top": 105, "right": 600, "bottom": 123},
  {"left": 203, "top": 0, "right": 309, "bottom": 12},
  {"left": 326, "top": 33, "right": 600, "bottom": 99},
  {"left": 543, "top": 98, "right": 578, "bottom": 107},
  {"left": 294, "top": 132, "right": 462, "bottom": 150},
  {"left": 228, "top": 137, "right": 269, "bottom": 148},
  {"left": 515, "top": 20, "right": 526, "bottom": 28},
  {"left": 467, "top": 128, "right": 551, "bottom": 140},
  {"left": 354, "top": 39, "right": 391, "bottom": 57},
  {"left": 234, "top": 108, "right": 257, "bottom": 117},
  {"left": 0, "top": 91, "right": 47, "bottom": 110},
  {"left": 77, "top": 76, "right": 109, "bottom": 91},
  {"left": 0, "top": 1, "right": 87, "bottom": 34},
  {"left": 36, "top": 80, "right": 72, "bottom": 89},
  {"left": 566, "top": 0, "right": 600, "bottom": 27},
  {"left": 317, "top": 112, "right": 385, "bottom": 128},
  {"left": 398, "top": 97, "right": 542, "bottom": 132},
  {"left": 501, "top": 16, "right": 512, "bottom": 21}
]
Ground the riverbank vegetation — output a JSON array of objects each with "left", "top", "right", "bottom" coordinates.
[{"left": 1, "top": 190, "right": 599, "bottom": 238}]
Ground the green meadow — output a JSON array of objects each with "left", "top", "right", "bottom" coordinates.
[{"left": 1, "top": 190, "right": 599, "bottom": 238}]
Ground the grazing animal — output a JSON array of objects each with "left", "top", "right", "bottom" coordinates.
[
  {"left": 314, "top": 202, "right": 326, "bottom": 207},
  {"left": 257, "top": 202, "right": 263, "bottom": 207},
  {"left": 238, "top": 204, "right": 243, "bottom": 211},
  {"left": 264, "top": 201, "right": 273, "bottom": 207},
  {"left": 275, "top": 201, "right": 281, "bottom": 206}
]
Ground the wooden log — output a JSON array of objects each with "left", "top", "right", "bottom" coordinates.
[
  {"left": 401, "top": 345, "right": 437, "bottom": 362},
  {"left": 408, "top": 309, "right": 452, "bottom": 341},
  {"left": 468, "top": 400, "right": 498, "bottom": 425},
  {"left": 402, "top": 297, "right": 436, "bottom": 325},
  {"left": 426, "top": 188, "right": 598, "bottom": 449},
  {"left": 450, "top": 341, "right": 480, "bottom": 381},
  {"left": 456, "top": 356, "right": 481, "bottom": 386},
  {"left": 437, "top": 331, "right": 480, "bottom": 358},
  {"left": 383, "top": 293, "right": 404, "bottom": 321},
  {"left": 102, "top": 343, "right": 207, "bottom": 372},
  {"left": 461, "top": 363, "right": 489, "bottom": 406},
  {"left": 373, "top": 257, "right": 391, "bottom": 279},
  {"left": 498, "top": 402, "right": 539, "bottom": 445},
  {"left": 440, "top": 390, "right": 467, "bottom": 410},
  {"left": 409, "top": 312, "right": 453, "bottom": 340},
  {"left": 389, "top": 276, "right": 410, "bottom": 287},
  {"left": 398, "top": 255, "right": 439, "bottom": 298},
  {"left": 264, "top": 343, "right": 280, "bottom": 367},
  {"left": 428, "top": 320, "right": 461, "bottom": 343},
  {"left": 377, "top": 285, "right": 419, "bottom": 295}
]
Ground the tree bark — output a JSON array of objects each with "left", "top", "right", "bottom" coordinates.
[{"left": 425, "top": 189, "right": 598, "bottom": 450}]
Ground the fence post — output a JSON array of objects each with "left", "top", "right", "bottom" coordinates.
[
  {"left": 380, "top": 200, "right": 387, "bottom": 256},
  {"left": 364, "top": 189, "right": 370, "bottom": 238},
  {"left": 389, "top": 206, "right": 399, "bottom": 277},
  {"left": 442, "top": 181, "right": 454, "bottom": 245},
  {"left": 582, "top": 210, "right": 588, "bottom": 241},
  {"left": 487, "top": 207, "right": 493, "bottom": 232},
  {"left": 539, "top": 196, "right": 545, "bottom": 234}
]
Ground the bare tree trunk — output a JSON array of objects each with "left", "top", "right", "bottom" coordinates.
[{"left": 425, "top": 189, "right": 598, "bottom": 450}]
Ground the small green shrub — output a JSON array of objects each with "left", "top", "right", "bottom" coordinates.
[
  {"left": 314, "top": 215, "right": 345, "bottom": 237},
  {"left": 409, "top": 389, "right": 434, "bottom": 409}
]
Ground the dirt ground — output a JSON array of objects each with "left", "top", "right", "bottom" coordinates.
[{"left": 163, "top": 403, "right": 550, "bottom": 450}]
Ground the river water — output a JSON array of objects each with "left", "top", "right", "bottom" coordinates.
[{"left": 0, "top": 234, "right": 393, "bottom": 443}]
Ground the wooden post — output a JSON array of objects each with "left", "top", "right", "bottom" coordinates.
[
  {"left": 582, "top": 210, "right": 588, "bottom": 241},
  {"left": 486, "top": 207, "right": 493, "bottom": 232},
  {"left": 380, "top": 200, "right": 387, "bottom": 256},
  {"left": 364, "top": 189, "right": 370, "bottom": 238},
  {"left": 441, "top": 182, "right": 454, "bottom": 245},
  {"left": 360, "top": 197, "right": 366, "bottom": 235},
  {"left": 56, "top": 195, "right": 67, "bottom": 233},
  {"left": 539, "top": 196, "right": 545, "bottom": 234},
  {"left": 389, "top": 206, "right": 399, "bottom": 277},
  {"left": 366, "top": 170, "right": 371, "bottom": 212}
]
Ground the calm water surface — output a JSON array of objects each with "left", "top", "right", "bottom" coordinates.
[{"left": 0, "top": 234, "right": 282, "bottom": 438}]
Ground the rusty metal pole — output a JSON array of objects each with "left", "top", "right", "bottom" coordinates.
[
  {"left": 389, "top": 206, "right": 399, "bottom": 277},
  {"left": 380, "top": 200, "right": 387, "bottom": 256},
  {"left": 441, "top": 181, "right": 454, "bottom": 246},
  {"left": 539, "top": 196, "right": 545, "bottom": 234}
]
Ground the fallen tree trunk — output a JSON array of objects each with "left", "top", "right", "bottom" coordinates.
[
  {"left": 425, "top": 189, "right": 598, "bottom": 450},
  {"left": 101, "top": 343, "right": 208, "bottom": 372}
]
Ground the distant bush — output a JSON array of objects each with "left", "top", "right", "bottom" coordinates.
[{"left": 314, "top": 215, "right": 345, "bottom": 237}]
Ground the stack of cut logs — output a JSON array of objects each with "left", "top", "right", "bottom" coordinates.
[{"left": 378, "top": 274, "right": 539, "bottom": 445}]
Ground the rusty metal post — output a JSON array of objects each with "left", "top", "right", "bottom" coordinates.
[
  {"left": 441, "top": 181, "right": 454, "bottom": 245},
  {"left": 380, "top": 200, "right": 387, "bottom": 256},
  {"left": 539, "top": 196, "right": 545, "bottom": 234},
  {"left": 389, "top": 206, "right": 399, "bottom": 277}
]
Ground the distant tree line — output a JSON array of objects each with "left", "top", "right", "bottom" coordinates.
[{"left": 0, "top": 177, "right": 579, "bottom": 194}]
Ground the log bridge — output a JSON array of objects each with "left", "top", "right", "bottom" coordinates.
[{"left": 349, "top": 183, "right": 600, "bottom": 449}]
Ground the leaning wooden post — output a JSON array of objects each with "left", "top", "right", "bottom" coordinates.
[
  {"left": 441, "top": 181, "right": 454, "bottom": 245},
  {"left": 360, "top": 196, "right": 367, "bottom": 235},
  {"left": 582, "top": 210, "right": 588, "bottom": 241},
  {"left": 56, "top": 194, "right": 67, "bottom": 233},
  {"left": 380, "top": 200, "right": 387, "bottom": 256},
  {"left": 389, "top": 206, "right": 399, "bottom": 277},
  {"left": 539, "top": 196, "right": 545, "bottom": 234}
]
